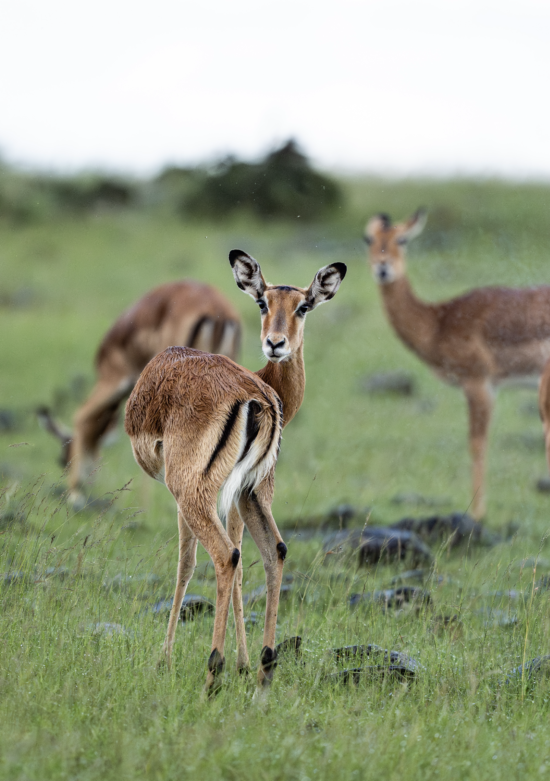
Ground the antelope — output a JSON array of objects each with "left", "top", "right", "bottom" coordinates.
[
  {"left": 124, "top": 251, "right": 346, "bottom": 691},
  {"left": 365, "top": 210, "right": 550, "bottom": 520},
  {"left": 39, "top": 280, "right": 241, "bottom": 508}
]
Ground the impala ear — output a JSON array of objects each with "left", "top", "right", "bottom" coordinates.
[
  {"left": 364, "top": 213, "right": 391, "bottom": 245},
  {"left": 398, "top": 208, "right": 427, "bottom": 243},
  {"left": 305, "top": 263, "right": 347, "bottom": 309},
  {"left": 229, "top": 250, "right": 266, "bottom": 300}
]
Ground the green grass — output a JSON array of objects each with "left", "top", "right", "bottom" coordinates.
[{"left": 2, "top": 177, "right": 550, "bottom": 779}]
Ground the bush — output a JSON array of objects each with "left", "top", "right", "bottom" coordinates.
[{"left": 183, "top": 139, "right": 342, "bottom": 222}]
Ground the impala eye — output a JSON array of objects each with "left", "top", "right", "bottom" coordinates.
[
  {"left": 396, "top": 236, "right": 408, "bottom": 246},
  {"left": 258, "top": 299, "right": 268, "bottom": 314},
  {"left": 296, "top": 304, "right": 309, "bottom": 317}
]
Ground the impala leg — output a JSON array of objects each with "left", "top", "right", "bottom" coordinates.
[
  {"left": 69, "top": 379, "right": 131, "bottom": 505},
  {"left": 227, "top": 504, "right": 249, "bottom": 673},
  {"left": 238, "top": 483, "right": 286, "bottom": 689},
  {"left": 175, "top": 506, "right": 239, "bottom": 692},
  {"left": 464, "top": 380, "right": 493, "bottom": 520},
  {"left": 539, "top": 371, "right": 550, "bottom": 477},
  {"left": 161, "top": 510, "right": 198, "bottom": 669}
]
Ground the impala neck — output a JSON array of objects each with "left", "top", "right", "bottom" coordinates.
[
  {"left": 256, "top": 341, "right": 305, "bottom": 428},
  {"left": 380, "top": 275, "right": 437, "bottom": 360}
]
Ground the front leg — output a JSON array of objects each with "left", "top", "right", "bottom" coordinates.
[
  {"left": 238, "top": 477, "right": 286, "bottom": 689},
  {"left": 227, "top": 504, "right": 249, "bottom": 673},
  {"left": 463, "top": 379, "right": 493, "bottom": 520}
]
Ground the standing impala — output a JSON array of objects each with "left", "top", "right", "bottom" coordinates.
[
  {"left": 125, "top": 251, "right": 346, "bottom": 691},
  {"left": 365, "top": 210, "right": 550, "bottom": 519},
  {"left": 39, "top": 280, "right": 241, "bottom": 508}
]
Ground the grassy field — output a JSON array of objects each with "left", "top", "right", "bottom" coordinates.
[{"left": 2, "top": 177, "right": 550, "bottom": 779}]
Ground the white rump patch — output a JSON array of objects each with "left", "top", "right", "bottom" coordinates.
[{"left": 218, "top": 401, "right": 279, "bottom": 521}]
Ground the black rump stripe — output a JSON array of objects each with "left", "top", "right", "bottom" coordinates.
[
  {"left": 238, "top": 400, "right": 262, "bottom": 463},
  {"left": 188, "top": 316, "right": 211, "bottom": 349},
  {"left": 205, "top": 401, "right": 241, "bottom": 474}
]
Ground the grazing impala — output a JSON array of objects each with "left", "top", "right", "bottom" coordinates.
[
  {"left": 39, "top": 280, "right": 241, "bottom": 508},
  {"left": 365, "top": 210, "right": 550, "bottom": 519},
  {"left": 124, "top": 251, "right": 346, "bottom": 691}
]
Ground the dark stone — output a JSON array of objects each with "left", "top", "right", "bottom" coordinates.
[
  {"left": 506, "top": 655, "right": 550, "bottom": 685},
  {"left": 275, "top": 636, "right": 302, "bottom": 660},
  {"left": 150, "top": 595, "right": 214, "bottom": 621},
  {"left": 360, "top": 371, "right": 416, "bottom": 396},
  {"left": 324, "top": 527, "right": 433, "bottom": 567},
  {"left": 536, "top": 478, "right": 550, "bottom": 494},
  {"left": 0, "top": 410, "right": 18, "bottom": 432},
  {"left": 390, "top": 513, "right": 499, "bottom": 548},
  {"left": 329, "top": 665, "right": 416, "bottom": 685},
  {"left": 349, "top": 586, "right": 431, "bottom": 610},
  {"left": 326, "top": 504, "right": 356, "bottom": 526},
  {"left": 332, "top": 643, "right": 420, "bottom": 673}
]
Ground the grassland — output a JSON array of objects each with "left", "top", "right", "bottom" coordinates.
[{"left": 2, "top": 177, "right": 550, "bottom": 779}]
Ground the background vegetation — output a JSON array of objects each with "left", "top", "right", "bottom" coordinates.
[{"left": 2, "top": 161, "right": 550, "bottom": 779}]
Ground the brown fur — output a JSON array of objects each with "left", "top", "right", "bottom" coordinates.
[
  {"left": 124, "top": 251, "right": 346, "bottom": 690},
  {"left": 365, "top": 211, "right": 550, "bottom": 519},
  {"left": 41, "top": 280, "right": 241, "bottom": 506}
]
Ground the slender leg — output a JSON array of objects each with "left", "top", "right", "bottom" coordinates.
[
  {"left": 161, "top": 510, "right": 198, "bottom": 669},
  {"left": 169, "top": 491, "right": 240, "bottom": 691},
  {"left": 237, "top": 476, "right": 286, "bottom": 688},
  {"left": 227, "top": 504, "right": 249, "bottom": 672},
  {"left": 69, "top": 378, "right": 132, "bottom": 504},
  {"left": 463, "top": 380, "right": 493, "bottom": 520}
]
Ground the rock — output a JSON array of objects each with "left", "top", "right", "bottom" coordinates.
[
  {"left": 332, "top": 643, "right": 420, "bottom": 674},
  {"left": 390, "top": 513, "right": 499, "bottom": 549},
  {"left": 536, "top": 477, "right": 550, "bottom": 494},
  {"left": 360, "top": 371, "right": 415, "bottom": 396},
  {"left": 506, "top": 655, "right": 550, "bottom": 685},
  {"left": 329, "top": 665, "right": 416, "bottom": 685},
  {"left": 324, "top": 527, "right": 433, "bottom": 567},
  {"left": 326, "top": 504, "right": 356, "bottom": 527},
  {"left": 349, "top": 586, "right": 431, "bottom": 611},
  {"left": 474, "top": 608, "right": 518, "bottom": 627},
  {"left": 1, "top": 571, "right": 30, "bottom": 586},
  {"left": 149, "top": 595, "right": 214, "bottom": 622},
  {"left": 0, "top": 410, "right": 18, "bottom": 433},
  {"left": 275, "top": 636, "right": 302, "bottom": 660}
]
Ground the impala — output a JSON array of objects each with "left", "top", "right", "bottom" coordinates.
[
  {"left": 39, "top": 280, "right": 241, "bottom": 508},
  {"left": 365, "top": 210, "right": 550, "bottom": 519},
  {"left": 124, "top": 251, "right": 346, "bottom": 691}
]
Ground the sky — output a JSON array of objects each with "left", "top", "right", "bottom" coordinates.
[{"left": 1, "top": 0, "right": 549, "bottom": 177}]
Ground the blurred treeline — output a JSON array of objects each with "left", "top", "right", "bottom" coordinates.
[
  {"left": 0, "top": 140, "right": 341, "bottom": 225},
  {"left": 1, "top": 137, "right": 550, "bottom": 251}
]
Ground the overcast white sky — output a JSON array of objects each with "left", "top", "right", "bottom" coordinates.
[{"left": 1, "top": 0, "right": 549, "bottom": 177}]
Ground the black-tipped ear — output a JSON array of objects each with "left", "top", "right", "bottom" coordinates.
[
  {"left": 305, "top": 263, "right": 347, "bottom": 309},
  {"left": 228, "top": 249, "right": 266, "bottom": 300}
]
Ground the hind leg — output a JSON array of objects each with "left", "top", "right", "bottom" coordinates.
[
  {"left": 227, "top": 504, "right": 249, "bottom": 672},
  {"left": 238, "top": 477, "right": 286, "bottom": 689},
  {"left": 161, "top": 509, "right": 198, "bottom": 669}
]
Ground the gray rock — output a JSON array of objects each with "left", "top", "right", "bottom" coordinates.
[
  {"left": 506, "top": 655, "right": 550, "bottom": 685},
  {"left": 349, "top": 586, "right": 431, "bottom": 610},
  {"left": 390, "top": 513, "right": 499, "bottom": 548},
  {"left": 324, "top": 527, "right": 433, "bottom": 567},
  {"left": 149, "top": 595, "right": 214, "bottom": 622}
]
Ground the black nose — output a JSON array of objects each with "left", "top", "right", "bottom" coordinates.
[
  {"left": 378, "top": 265, "right": 388, "bottom": 280},
  {"left": 266, "top": 338, "right": 285, "bottom": 351}
]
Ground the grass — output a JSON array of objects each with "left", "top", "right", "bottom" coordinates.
[{"left": 2, "top": 177, "right": 550, "bottom": 779}]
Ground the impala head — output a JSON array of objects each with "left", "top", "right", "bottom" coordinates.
[
  {"left": 229, "top": 250, "right": 347, "bottom": 363},
  {"left": 364, "top": 209, "right": 427, "bottom": 285}
]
